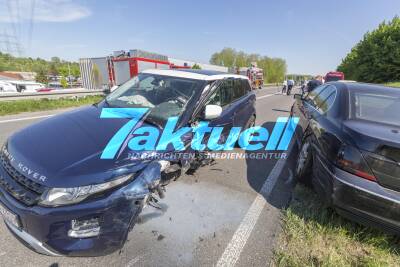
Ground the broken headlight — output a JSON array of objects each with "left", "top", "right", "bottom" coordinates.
[{"left": 39, "top": 174, "right": 133, "bottom": 206}]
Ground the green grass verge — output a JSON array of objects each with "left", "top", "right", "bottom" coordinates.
[
  {"left": 0, "top": 95, "right": 104, "bottom": 116},
  {"left": 274, "top": 185, "right": 400, "bottom": 267},
  {"left": 384, "top": 82, "right": 400, "bottom": 88}
]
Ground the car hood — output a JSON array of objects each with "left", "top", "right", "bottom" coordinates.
[
  {"left": 343, "top": 119, "right": 400, "bottom": 158},
  {"left": 6, "top": 105, "right": 155, "bottom": 188}
]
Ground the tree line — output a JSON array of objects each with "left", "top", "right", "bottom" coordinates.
[
  {"left": 337, "top": 16, "right": 400, "bottom": 83},
  {"left": 0, "top": 52, "right": 80, "bottom": 84},
  {"left": 210, "top": 48, "right": 287, "bottom": 83}
]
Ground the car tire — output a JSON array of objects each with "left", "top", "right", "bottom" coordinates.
[
  {"left": 245, "top": 115, "right": 256, "bottom": 129},
  {"left": 295, "top": 137, "right": 313, "bottom": 186},
  {"left": 236, "top": 115, "right": 256, "bottom": 148}
]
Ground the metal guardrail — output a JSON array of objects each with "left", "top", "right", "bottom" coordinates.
[
  {"left": 0, "top": 89, "right": 106, "bottom": 101},
  {"left": 0, "top": 85, "right": 279, "bottom": 102}
]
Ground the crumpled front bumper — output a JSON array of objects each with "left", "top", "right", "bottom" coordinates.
[
  {"left": 5, "top": 219, "right": 62, "bottom": 256},
  {"left": 0, "top": 162, "right": 163, "bottom": 256}
]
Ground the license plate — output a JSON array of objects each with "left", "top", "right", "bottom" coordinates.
[{"left": 0, "top": 202, "right": 20, "bottom": 228}]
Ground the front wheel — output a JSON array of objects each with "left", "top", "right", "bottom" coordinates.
[
  {"left": 295, "top": 137, "right": 313, "bottom": 186},
  {"left": 245, "top": 114, "right": 256, "bottom": 129},
  {"left": 236, "top": 115, "right": 256, "bottom": 148}
]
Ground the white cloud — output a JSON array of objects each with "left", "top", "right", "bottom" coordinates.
[{"left": 0, "top": 0, "right": 91, "bottom": 23}]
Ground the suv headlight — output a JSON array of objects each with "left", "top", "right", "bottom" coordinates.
[{"left": 39, "top": 174, "right": 132, "bottom": 206}]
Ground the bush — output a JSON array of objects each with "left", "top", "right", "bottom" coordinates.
[
  {"left": 337, "top": 16, "right": 400, "bottom": 83},
  {"left": 0, "top": 95, "right": 103, "bottom": 116},
  {"left": 210, "top": 48, "right": 287, "bottom": 83}
]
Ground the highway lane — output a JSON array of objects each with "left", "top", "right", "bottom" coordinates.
[{"left": 0, "top": 87, "right": 299, "bottom": 267}]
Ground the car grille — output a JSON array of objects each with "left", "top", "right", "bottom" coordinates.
[{"left": 0, "top": 152, "right": 47, "bottom": 206}]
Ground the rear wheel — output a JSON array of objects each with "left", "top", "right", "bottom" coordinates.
[{"left": 295, "top": 137, "right": 313, "bottom": 186}]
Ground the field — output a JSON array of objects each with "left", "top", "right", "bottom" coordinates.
[
  {"left": 0, "top": 95, "right": 104, "bottom": 116},
  {"left": 385, "top": 82, "right": 400, "bottom": 88},
  {"left": 274, "top": 185, "right": 400, "bottom": 266}
]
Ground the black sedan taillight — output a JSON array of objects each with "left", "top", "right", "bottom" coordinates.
[
  {"left": 336, "top": 145, "right": 377, "bottom": 182},
  {"left": 363, "top": 152, "right": 400, "bottom": 192}
]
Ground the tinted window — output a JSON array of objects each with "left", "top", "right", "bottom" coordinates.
[
  {"left": 306, "top": 85, "right": 327, "bottom": 107},
  {"left": 233, "top": 79, "right": 246, "bottom": 100},
  {"left": 352, "top": 93, "right": 400, "bottom": 126},
  {"left": 242, "top": 79, "right": 252, "bottom": 93},
  {"left": 207, "top": 79, "right": 234, "bottom": 106},
  {"left": 314, "top": 85, "right": 337, "bottom": 113}
]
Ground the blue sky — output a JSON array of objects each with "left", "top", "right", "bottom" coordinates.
[{"left": 0, "top": 0, "right": 399, "bottom": 75}]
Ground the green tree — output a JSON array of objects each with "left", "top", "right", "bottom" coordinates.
[
  {"left": 51, "top": 57, "right": 61, "bottom": 64},
  {"left": 58, "top": 65, "right": 69, "bottom": 77},
  {"left": 209, "top": 48, "right": 287, "bottom": 83},
  {"left": 210, "top": 47, "right": 236, "bottom": 67},
  {"left": 71, "top": 64, "right": 80, "bottom": 77},
  {"left": 60, "top": 76, "right": 68, "bottom": 88},
  {"left": 192, "top": 63, "right": 201, "bottom": 69},
  {"left": 337, "top": 16, "right": 400, "bottom": 83},
  {"left": 49, "top": 64, "right": 58, "bottom": 76},
  {"left": 0, "top": 52, "right": 80, "bottom": 81},
  {"left": 36, "top": 68, "right": 48, "bottom": 84}
]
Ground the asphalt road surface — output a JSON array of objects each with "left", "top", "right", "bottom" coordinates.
[{"left": 0, "top": 86, "right": 299, "bottom": 267}]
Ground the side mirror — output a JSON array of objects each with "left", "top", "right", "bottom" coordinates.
[
  {"left": 293, "top": 94, "right": 303, "bottom": 100},
  {"left": 204, "top": 104, "right": 222, "bottom": 120}
]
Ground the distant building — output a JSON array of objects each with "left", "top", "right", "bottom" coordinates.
[
  {"left": 0, "top": 71, "right": 36, "bottom": 81},
  {"left": 0, "top": 71, "right": 24, "bottom": 81}
]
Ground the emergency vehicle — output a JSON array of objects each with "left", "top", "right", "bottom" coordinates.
[
  {"left": 236, "top": 64, "right": 264, "bottom": 89},
  {"left": 79, "top": 49, "right": 227, "bottom": 90},
  {"left": 325, "top": 71, "right": 345, "bottom": 82}
]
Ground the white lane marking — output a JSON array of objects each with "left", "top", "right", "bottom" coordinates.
[
  {"left": 216, "top": 145, "right": 292, "bottom": 267},
  {"left": 256, "top": 93, "right": 279, "bottom": 100},
  {"left": 0, "top": 114, "right": 54, "bottom": 124}
]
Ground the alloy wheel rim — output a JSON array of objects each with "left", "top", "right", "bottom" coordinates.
[{"left": 296, "top": 142, "right": 310, "bottom": 175}]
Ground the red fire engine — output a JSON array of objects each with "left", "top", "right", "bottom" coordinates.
[{"left": 80, "top": 50, "right": 188, "bottom": 90}]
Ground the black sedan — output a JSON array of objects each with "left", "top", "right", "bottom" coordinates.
[{"left": 291, "top": 82, "right": 400, "bottom": 234}]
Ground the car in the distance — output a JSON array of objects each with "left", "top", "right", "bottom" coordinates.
[
  {"left": 325, "top": 71, "right": 345, "bottom": 82},
  {"left": 291, "top": 82, "right": 400, "bottom": 234}
]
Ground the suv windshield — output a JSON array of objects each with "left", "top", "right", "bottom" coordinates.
[{"left": 106, "top": 73, "right": 205, "bottom": 126}]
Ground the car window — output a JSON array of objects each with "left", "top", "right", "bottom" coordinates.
[
  {"left": 106, "top": 73, "right": 204, "bottom": 125},
  {"left": 138, "top": 76, "right": 155, "bottom": 90},
  {"left": 314, "top": 85, "right": 337, "bottom": 113},
  {"left": 305, "top": 85, "right": 327, "bottom": 107},
  {"left": 207, "top": 79, "right": 234, "bottom": 106},
  {"left": 352, "top": 93, "right": 400, "bottom": 126},
  {"left": 233, "top": 79, "right": 246, "bottom": 100},
  {"left": 242, "top": 79, "right": 252, "bottom": 93}
]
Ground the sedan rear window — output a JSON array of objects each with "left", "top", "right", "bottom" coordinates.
[{"left": 352, "top": 93, "right": 400, "bottom": 126}]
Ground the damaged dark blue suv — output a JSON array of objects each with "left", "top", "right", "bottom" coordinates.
[{"left": 0, "top": 69, "right": 256, "bottom": 256}]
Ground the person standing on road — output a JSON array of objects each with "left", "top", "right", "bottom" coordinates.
[
  {"left": 282, "top": 80, "right": 288, "bottom": 94},
  {"left": 287, "top": 79, "right": 295, "bottom": 95}
]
